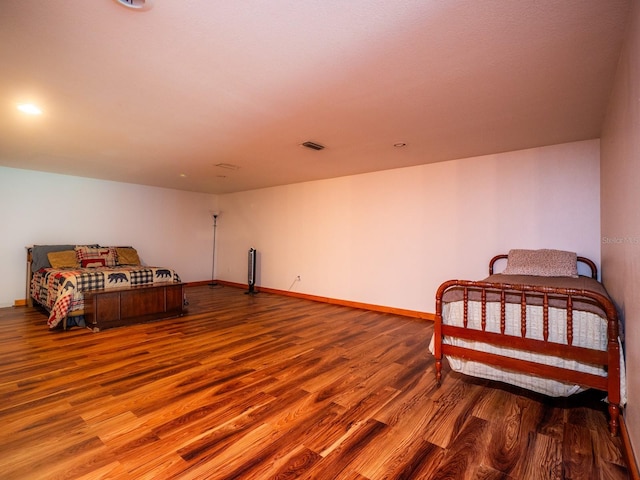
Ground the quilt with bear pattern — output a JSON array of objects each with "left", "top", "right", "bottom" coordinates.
[{"left": 31, "top": 266, "right": 181, "bottom": 328}]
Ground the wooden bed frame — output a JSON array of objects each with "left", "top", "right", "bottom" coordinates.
[
  {"left": 434, "top": 254, "right": 622, "bottom": 436},
  {"left": 27, "top": 247, "right": 185, "bottom": 331}
]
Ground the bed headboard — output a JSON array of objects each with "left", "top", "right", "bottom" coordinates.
[{"left": 489, "top": 253, "right": 598, "bottom": 279}]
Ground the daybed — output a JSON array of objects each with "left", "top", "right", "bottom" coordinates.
[
  {"left": 431, "top": 249, "right": 626, "bottom": 436},
  {"left": 28, "top": 244, "right": 185, "bottom": 331}
]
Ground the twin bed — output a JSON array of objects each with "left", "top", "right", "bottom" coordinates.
[
  {"left": 28, "top": 244, "right": 184, "bottom": 331},
  {"left": 432, "top": 249, "right": 625, "bottom": 436}
]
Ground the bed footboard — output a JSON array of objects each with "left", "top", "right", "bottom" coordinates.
[
  {"left": 434, "top": 278, "right": 621, "bottom": 436},
  {"left": 84, "top": 283, "right": 185, "bottom": 331}
]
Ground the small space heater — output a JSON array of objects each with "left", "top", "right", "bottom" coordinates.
[{"left": 246, "top": 248, "right": 257, "bottom": 295}]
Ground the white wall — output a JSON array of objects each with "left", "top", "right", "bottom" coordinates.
[
  {"left": 1, "top": 139, "right": 601, "bottom": 315},
  {"left": 217, "top": 139, "right": 601, "bottom": 313},
  {"left": 0, "top": 167, "right": 217, "bottom": 307},
  {"left": 601, "top": 0, "right": 640, "bottom": 457}
]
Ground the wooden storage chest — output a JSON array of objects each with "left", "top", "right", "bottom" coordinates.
[{"left": 84, "top": 283, "right": 185, "bottom": 331}]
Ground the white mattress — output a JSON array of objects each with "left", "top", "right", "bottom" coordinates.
[{"left": 430, "top": 300, "right": 626, "bottom": 404}]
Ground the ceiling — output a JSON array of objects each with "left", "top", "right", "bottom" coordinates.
[{"left": 0, "top": 0, "right": 631, "bottom": 194}]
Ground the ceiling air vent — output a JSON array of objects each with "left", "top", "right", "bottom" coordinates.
[
  {"left": 215, "top": 163, "right": 241, "bottom": 170},
  {"left": 301, "top": 141, "right": 325, "bottom": 151}
]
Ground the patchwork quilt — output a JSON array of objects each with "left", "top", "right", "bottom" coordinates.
[{"left": 31, "top": 266, "right": 181, "bottom": 328}]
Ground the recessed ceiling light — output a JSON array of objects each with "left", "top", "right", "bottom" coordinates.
[
  {"left": 179, "top": 173, "right": 187, "bottom": 178},
  {"left": 17, "top": 104, "right": 42, "bottom": 115},
  {"left": 113, "top": 0, "right": 153, "bottom": 11}
]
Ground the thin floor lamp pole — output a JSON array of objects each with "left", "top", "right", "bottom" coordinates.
[{"left": 209, "top": 214, "right": 218, "bottom": 287}]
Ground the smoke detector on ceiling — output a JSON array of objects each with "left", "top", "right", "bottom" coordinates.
[{"left": 114, "top": 0, "right": 153, "bottom": 11}]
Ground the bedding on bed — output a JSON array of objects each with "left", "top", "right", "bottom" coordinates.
[{"left": 31, "top": 266, "right": 181, "bottom": 329}]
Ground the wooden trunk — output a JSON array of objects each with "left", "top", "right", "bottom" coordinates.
[{"left": 84, "top": 283, "right": 184, "bottom": 331}]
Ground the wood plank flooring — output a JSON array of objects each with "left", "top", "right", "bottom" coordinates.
[{"left": 0, "top": 285, "right": 630, "bottom": 479}]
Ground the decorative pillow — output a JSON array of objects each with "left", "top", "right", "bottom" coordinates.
[
  {"left": 75, "top": 246, "right": 118, "bottom": 268},
  {"left": 81, "top": 258, "right": 107, "bottom": 268},
  {"left": 116, "top": 247, "right": 141, "bottom": 266},
  {"left": 47, "top": 250, "right": 79, "bottom": 269},
  {"left": 31, "top": 244, "right": 76, "bottom": 271},
  {"left": 501, "top": 249, "right": 578, "bottom": 277}
]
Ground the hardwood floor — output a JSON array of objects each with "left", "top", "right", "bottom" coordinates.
[{"left": 0, "top": 285, "right": 630, "bottom": 479}]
